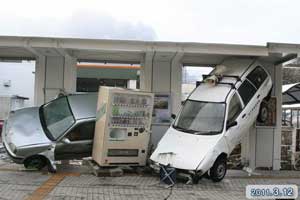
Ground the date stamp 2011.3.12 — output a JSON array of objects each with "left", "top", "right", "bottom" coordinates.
[{"left": 246, "top": 185, "right": 298, "bottom": 199}]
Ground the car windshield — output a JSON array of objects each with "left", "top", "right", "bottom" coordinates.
[
  {"left": 41, "top": 97, "right": 75, "bottom": 140},
  {"left": 174, "top": 100, "right": 225, "bottom": 135}
]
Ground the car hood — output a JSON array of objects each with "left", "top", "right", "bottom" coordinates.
[
  {"left": 4, "top": 107, "right": 51, "bottom": 148},
  {"left": 150, "top": 127, "right": 222, "bottom": 170}
]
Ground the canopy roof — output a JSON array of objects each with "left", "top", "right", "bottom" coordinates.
[
  {"left": 0, "top": 36, "right": 298, "bottom": 66},
  {"left": 282, "top": 83, "right": 300, "bottom": 105}
]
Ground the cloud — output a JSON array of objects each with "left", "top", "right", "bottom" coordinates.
[
  {"left": 66, "top": 10, "right": 156, "bottom": 40},
  {"left": 0, "top": 0, "right": 300, "bottom": 45},
  {"left": 0, "top": 10, "right": 157, "bottom": 41}
]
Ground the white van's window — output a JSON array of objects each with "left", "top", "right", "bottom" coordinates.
[
  {"left": 227, "top": 93, "right": 242, "bottom": 125},
  {"left": 42, "top": 97, "right": 75, "bottom": 140},
  {"left": 247, "top": 66, "right": 268, "bottom": 89},
  {"left": 174, "top": 100, "right": 225, "bottom": 134},
  {"left": 238, "top": 79, "right": 256, "bottom": 106}
]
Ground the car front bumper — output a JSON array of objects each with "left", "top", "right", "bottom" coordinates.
[
  {"left": 1, "top": 120, "right": 24, "bottom": 164},
  {"left": 150, "top": 161, "right": 204, "bottom": 176}
]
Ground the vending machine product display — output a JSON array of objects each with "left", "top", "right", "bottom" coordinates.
[{"left": 92, "top": 86, "right": 154, "bottom": 166}]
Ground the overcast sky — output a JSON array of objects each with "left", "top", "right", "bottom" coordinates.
[{"left": 0, "top": 0, "right": 299, "bottom": 45}]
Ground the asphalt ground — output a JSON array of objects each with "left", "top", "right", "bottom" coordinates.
[{"left": 0, "top": 147, "right": 299, "bottom": 200}]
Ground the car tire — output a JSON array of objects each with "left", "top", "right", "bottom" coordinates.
[
  {"left": 24, "top": 156, "right": 47, "bottom": 170},
  {"left": 257, "top": 101, "right": 268, "bottom": 123},
  {"left": 210, "top": 157, "right": 227, "bottom": 182}
]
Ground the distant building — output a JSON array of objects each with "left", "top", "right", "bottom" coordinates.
[
  {"left": 182, "top": 66, "right": 213, "bottom": 100},
  {"left": 0, "top": 61, "right": 35, "bottom": 107}
]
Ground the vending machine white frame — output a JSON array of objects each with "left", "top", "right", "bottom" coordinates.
[{"left": 93, "top": 87, "right": 154, "bottom": 167}]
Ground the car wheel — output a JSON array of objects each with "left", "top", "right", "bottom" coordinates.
[
  {"left": 210, "top": 157, "right": 227, "bottom": 182},
  {"left": 257, "top": 101, "right": 268, "bottom": 123},
  {"left": 24, "top": 156, "right": 47, "bottom": 170}
]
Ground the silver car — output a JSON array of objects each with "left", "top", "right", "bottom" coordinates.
[{"left": 2, "top": 93, "right": 97, "bottom": 172}]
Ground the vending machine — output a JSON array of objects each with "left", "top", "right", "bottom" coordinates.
[{"left": 92, "top": 86, "right": 154, "bottom": 167}]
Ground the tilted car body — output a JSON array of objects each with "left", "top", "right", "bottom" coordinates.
[
  {"left": 150, "top": 58, "right": 273, "bottom": 182},
  {"left": 2, "top": 93, "right": 97, "bottom": 172}
]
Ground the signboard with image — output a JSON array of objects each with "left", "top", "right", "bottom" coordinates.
[{"left": 152, "top": 93, "right": 171, "bottom": 124}]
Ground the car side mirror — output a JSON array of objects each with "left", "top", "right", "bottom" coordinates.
[
  {"left": 226, "top": 121, "right": 238, "bottom": 130},
  {"left": 171, "top": 114, "right": 176, "bottom": 119},
  {"left": 61, "top": 138, "right": 71, "bottom": 144}
]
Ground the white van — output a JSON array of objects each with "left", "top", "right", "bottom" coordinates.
[{"left": 150, "top": 58, "right": 273, "bottom": 182}]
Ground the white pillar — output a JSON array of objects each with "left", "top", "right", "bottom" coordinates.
[
  {"left": 247, "top": 61, "right": 282, "bottom": 170},
  {"left": 141, "top": 52, "right": 183, "bottom": 114},
  {"left": 34, "top": 55, "right": 77, "bottom": 105},
  {"left": 170, "top": 52, "right": 183, "bottom": 115},
  {"left": 273, "top": 64, "right": 282, "bottom": 170},
  {"left": 63, "top": 56, "right": 77, "bottom": 93},
  {"left": 152, "top": 59, "right": 171, "bottom": 93},
  {"left": 44, "top": 56, "right": 64, "bottom": 102},
  {"left": 249, "top": 125, "right": 256, "bottom": 169},
  {"left": 140, "top": 51, "right": 183, "bottom": 147},
  {"left": 34, "top": 56, "right": 46, "bottom": 106},
  {"left": 241, "top": 130, "right": 250, "bottom": 166},
  {"left": 140, "top": 51, "right": 154, "bottom": 92}
]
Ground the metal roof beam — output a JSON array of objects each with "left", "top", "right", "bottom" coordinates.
[
  {"left": 268, "top": 42, "right": 300, "bottom": 54},
  {"left": 0, "top": 36, "right": 269, "bottom": 56},
  {"left": 0, "top": 36, "right": 298, "bottom": 64},
  {"left": 54, "top": 48, "right": 72, "bottom": 57}
]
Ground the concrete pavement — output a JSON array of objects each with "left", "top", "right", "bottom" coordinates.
[
  {"left": 0, "top": 149, "right": 299, "bottom": 200},
  {"left": 0, "top": 168, "right": 299, "bottom": 200}
]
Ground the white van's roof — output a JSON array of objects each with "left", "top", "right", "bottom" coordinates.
[
  {"left": 211, "top": 58, "right": 255, "bottom": 77},
  {"left": 189, "top": 83, "right": 232, "bottom": 102},
  {"left": 188, "top": 58, "right": 255, "bottom": 103}
]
